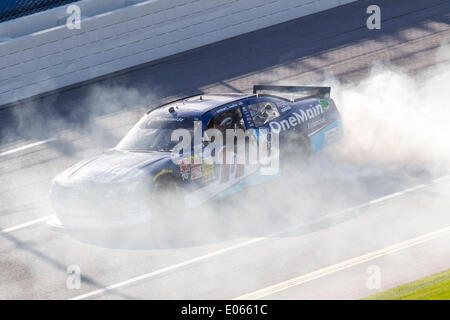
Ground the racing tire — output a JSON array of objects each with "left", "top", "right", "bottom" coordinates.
[
  {"left": 150, "top": 175, "right": 184, "bottom": 221},
  {"left": 280, "top": 133, "right": 311, "bottom": 175}
]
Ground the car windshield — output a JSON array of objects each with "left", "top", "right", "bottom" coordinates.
[{"left": 116, "top": 113, "right": 195, "bottom": 152}]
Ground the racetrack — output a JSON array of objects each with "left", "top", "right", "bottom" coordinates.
[{"left": 1, "top": 0, "right": 450, "bottom": 299}]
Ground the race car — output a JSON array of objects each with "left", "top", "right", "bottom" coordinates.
[{"left": 48, "top": 85, "right": 343, "bottom": 230}]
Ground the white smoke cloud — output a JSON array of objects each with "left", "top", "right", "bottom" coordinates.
[{"left": 332, "top": 42, "right": 450, "bottom": 170}]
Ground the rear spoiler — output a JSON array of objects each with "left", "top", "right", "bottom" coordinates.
[{"left": 253, "top": 85, "right": 330, "bottom": 102}]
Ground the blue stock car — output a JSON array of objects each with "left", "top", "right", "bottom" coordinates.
[{"left": 48, "top": 85, "right": 343, "bottom": 230}]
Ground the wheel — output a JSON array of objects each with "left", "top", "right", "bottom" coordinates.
[
  {"left": 280, "top": 132, "right": 311, "bottom": 175},
  {"left": 150, "top": 175, "right": 184, "bottom": 221}
]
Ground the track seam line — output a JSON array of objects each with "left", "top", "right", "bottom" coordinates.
[
  {"left": 0, "top": 215, "right": 53, "bottom": 235},
  {"left": 234, "top": 225, "right": 450, "bottom": 300},
  {"left": 0, "top": 138, "right": 57, "bottom": 157}
]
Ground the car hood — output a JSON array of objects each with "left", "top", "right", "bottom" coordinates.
[{"left": 54, "top": 149, "right": 170, "bottom": 185}]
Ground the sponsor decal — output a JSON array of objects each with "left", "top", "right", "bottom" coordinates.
[
  {"left": 179, "top": 159, "right": 191, "bottom": 181},
  {"left": 158, "top": 116, "right": 184, "bottom": 121},
  {"left": 308, "top": 117, "right": 326, "bottom": 129},
  {"left": 269, "top": 104, "right": 324, "bottom": 132},
  {"left": 179, "top": 155, "right": 214, "bottom": 182},
  {"left": 241, "top": 106, "right": 255, "bottom": 128},
  {"left": 214, "top": 104, "right": 238, "bottom": 115},
  {"left": 202, "top": 163, "right": 215, "bottom": 182},
  {"left": 319, "top": 99, "right": 330, "bottom": 110},
  {"left": 190, "top": 164, "right": 202, "bottom": 180},
  {"left": 146, "top": 116, "right": 184, "bottom": 127},
  {"left": 324, "top": 126, "right": 342, "bottom": 144},
  {"left": 280, "top": 105, "right": 291, "bottom": 112}
]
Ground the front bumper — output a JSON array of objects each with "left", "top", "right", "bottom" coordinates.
[{"left": 49, "top": 178, "right": 155, "bottom": 232}]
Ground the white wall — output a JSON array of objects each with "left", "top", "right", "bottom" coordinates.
[{"left": 0, "top": 0, "right": 357, "bottom": 106}]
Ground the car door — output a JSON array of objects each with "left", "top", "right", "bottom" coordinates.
[{"left": 183, "top": 102, "right": 257, "bottom": 206}]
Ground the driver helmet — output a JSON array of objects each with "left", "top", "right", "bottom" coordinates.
[{"left": 260, "top": 103, "right": 275, "bottom": 119}]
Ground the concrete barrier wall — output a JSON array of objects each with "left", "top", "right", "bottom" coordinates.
[
  {"left": 0, "top": 0, "right": 357, "bottom": 106},
  {"left": 0, "top": 0, "right": 80, "bottom": 23}
]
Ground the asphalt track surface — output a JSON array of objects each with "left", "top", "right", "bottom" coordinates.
[{"left": 0, "top": 0, "right": 449, "bottom": 299}]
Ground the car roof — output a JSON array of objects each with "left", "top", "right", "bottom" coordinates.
[{"left": 149, "top": 93, "right": 254, "bottom": 118}]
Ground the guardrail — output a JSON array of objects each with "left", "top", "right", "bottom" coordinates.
[{"left": 0, "top": 0, "right": 356, "bottom": 107}]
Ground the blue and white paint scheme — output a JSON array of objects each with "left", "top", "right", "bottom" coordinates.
[{"left": 49, "top": 86, "right": 343, "bottom": 230}]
